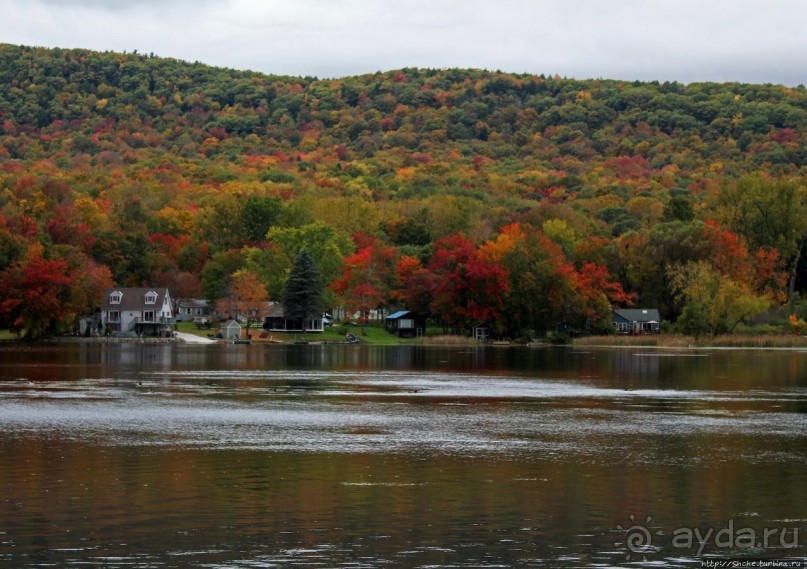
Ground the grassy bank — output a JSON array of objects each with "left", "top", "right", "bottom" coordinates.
[
  {"left": 0, "top": 329, "right": 20, "bottom": 341},
  {"left": 2, "top": 324, "right": 484, "bottom": 346},
  {"left": 175, "top": 321, "right": 419, "bottom": 345},
  {"left": 573, "top": 333, "right": 807, "bottom": 349}
]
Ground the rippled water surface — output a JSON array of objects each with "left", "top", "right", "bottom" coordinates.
[{"left": 1, "top": 343, "right": 806, "bottom": 567}]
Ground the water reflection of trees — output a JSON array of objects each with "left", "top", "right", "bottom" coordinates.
[
  {"left": 4, "top": 345, "right": 807, "bottom": 393},
  {"left": 1, "top": 440, "right": 805, "bottom": 565}
]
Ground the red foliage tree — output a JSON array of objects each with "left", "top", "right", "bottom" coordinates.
[
  {"left": 575, "top": 262, "right": 635, "bottom": 328},
  {"left": 498, "top": 228, "right": 577, "bottom": 337},
  {"left": 705, "top": 223, "right": 752, "bottom": 283},
  {"left": 428, "top": 233, "right": 509, "bottom": 333},
  {"left": 330, "top": 240, "right": 397, "bottom": 334},
  {"left": 392, "top": 255, "right": 434, "bottom": 317},
  {"left": 607, "top": 154, "right": 652, "bottom": 179},
  {"left": 0, "top": 250, "right": 73, "bottom": 339},
  {"left": 45, "top": 203, "right": 94, "bottom": 253}
]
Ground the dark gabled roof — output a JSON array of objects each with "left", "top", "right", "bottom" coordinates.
[
  {"left": 387, "top": 310, "right": 412, "bottom": 320},
  {"left": 101, "top": 288, "right": 170, "bottom": 311},
  {"left": 265, "top": 302, "right": 286, "bottom": 318},
  {"left": 176, "top": 298, "right": 209, "bottom": 309},
  {"left": 264, "top": 302, "right": 322, "bottom": 319},
  {"left": 613, "top": 308, "right": 661, "bottom": 323}
]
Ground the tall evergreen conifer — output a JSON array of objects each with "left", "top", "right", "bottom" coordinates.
[{"left": 282, "top": 249, "right": 324, "bottom": 334}]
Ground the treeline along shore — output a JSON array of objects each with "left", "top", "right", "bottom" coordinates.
[{"left": 0, "top": 44, "right": 805, "bottom": 341}]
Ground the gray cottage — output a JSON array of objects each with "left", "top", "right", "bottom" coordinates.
[
  {"left": 612, "top": 308, "right": 660, "bottom": 334},
  {"left": 174, "top": 298, "right": 213, "bottom": 322}
]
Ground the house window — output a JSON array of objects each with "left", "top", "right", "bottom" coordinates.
[
  {"left": 110, "top": 291, "right": 122, "bottom": 304},
  {"left": 107, "top": 311, "right": 120, "bottom": 322},
  {"left": 400, "top": 318, "right": 414, "bottom": 328},
  {"left": 145, "top": 291, "right": 158, "bottom": 304},
  {"left": 143, "top": 311, "right": 156, "bottom": 322}
]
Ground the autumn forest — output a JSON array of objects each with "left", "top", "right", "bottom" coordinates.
[{"left": 0, "top": 43, "right": 805, "bottom": 339}]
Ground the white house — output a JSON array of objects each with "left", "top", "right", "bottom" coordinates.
[{"left": 101, "top": 288, "right": 175, "bottom": 337}]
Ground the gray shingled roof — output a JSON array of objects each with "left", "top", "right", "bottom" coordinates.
[
  {"left": 613, "top": 308, "right": 661, "bottom": 323},
  {"left": 101, "top": 288, "right": 170, "bottom": 311},
  {"left": 176, "top": 298, "right": 209, "bottom": 309},
  {"left": 265, "top": 302, "right": 286, "bottom": 318}
]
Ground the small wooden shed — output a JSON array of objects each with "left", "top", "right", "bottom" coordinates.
[
  {"left": 221, "top": 319, "right": 242, "bottom": 340},
  {"left": 385, "top": 310, "right": 426, "bottom": 338},
  {"left": 471, "top": 323, "right": 490, "bottom": 341}
]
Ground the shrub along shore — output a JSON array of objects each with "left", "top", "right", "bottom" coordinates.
[{"left": 572, "top": 333, "right": 807, "bottom": 349}]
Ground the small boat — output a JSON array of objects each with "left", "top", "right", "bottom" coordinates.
[{"left": 345, "top": 332, "right": 359, "bottom": 344}]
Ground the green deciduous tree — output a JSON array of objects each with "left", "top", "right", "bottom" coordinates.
[
  {"left": 241, "top": 196, "right": 283, "bottom": 243},
  {"left": 614, "top": 221, "right": 714, "bottom": 319},
  {"left": 668, "top": 261, "right": 770, "bottom": 336},
  {"left": 201, "top": 249, "right": 246, "bottom": 301},
  {"left": 248, "top": 222, "right": 352, "bottom": 300},
  {"left": 716, "top": 175, "right": 807, "bottom": 302},
  {"left": 541, "top": 218, "right": 577, "bottom": 254}
]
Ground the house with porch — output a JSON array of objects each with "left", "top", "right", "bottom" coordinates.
[
  {"left": 262, "top": 302, "right": 324, "bottom": 333},
  {"left": 612, "top": 308, "right": 661, "bottom": 334},
  {"left": 101, "top": 288, "right": 175, "bottom": 337}
]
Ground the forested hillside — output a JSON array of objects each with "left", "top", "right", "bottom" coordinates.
[{"left": 1, "top": 43, "right": 805, "bottom": 338}]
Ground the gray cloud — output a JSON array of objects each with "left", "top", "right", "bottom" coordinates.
[
  {"left": 34, "top": 0, "right": 210, "bottom": 10},
  {"left": 1, "top": 0, "right": 805, "bottom": 85}
]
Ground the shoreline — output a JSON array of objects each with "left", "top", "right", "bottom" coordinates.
[
  {"left": 568, "top": 343, "right": 807, "bottom": 351},
  {"left": 3, "top": 333, "right": 805, "bottom": 351},
  {"left": 46, "top": 336, "right": 183, "bottom": 344}
]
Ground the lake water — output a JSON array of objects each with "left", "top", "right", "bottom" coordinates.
[{"left": 0, "top": 343, "right": 805, "bottom": 568}]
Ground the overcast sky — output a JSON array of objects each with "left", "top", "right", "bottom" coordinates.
[{"left": 1, "top": 0, "right": 805, "bottom": 85}]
